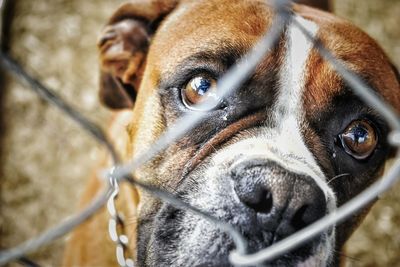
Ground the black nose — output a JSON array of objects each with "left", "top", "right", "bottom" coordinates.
[{"left": 231, "top": 159, "right": 327, "bottom": 241}]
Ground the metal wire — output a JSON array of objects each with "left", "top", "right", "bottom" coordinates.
[
  {"left": 1, "top": 0, "right": 399, "bottom": 266},
  {"left": 0, "top": 186, "right": 112, "bottom": 266},
  {"left": 106, "top": 3, "right": 290, "bottom": 182},
  {"left": 229, "top": 15, "right": 400, "bottom": 266},
  {"left": 0, "top": 51, "right": 120, "bottom": 164},
  {"left": 0, "top": 51, "right": 114, "bottom": 266},
  {"left": 18, "top": 257, "right": 41, "bottom": 267},
  {"left": 0, "top": 52, "right": 136, "bottom": 266},
  {"left": 294, "top": 18, "right": 400, "bottom": 131},
  {"left": 0, "top": 1, "right": 289, "bottom": 262},
  {"left": 107, "top": 168, "right": 135, "bottom": 267}
]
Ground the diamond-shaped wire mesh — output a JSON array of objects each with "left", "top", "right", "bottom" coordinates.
[{"left": 1, "top": 0, "right": 399, "bottom": 266}]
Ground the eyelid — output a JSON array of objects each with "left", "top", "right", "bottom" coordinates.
[
  {"left": 181, "top": 69, "right": 220, "bottom": 90},
  {"left": 158, "top": 62, "right": 223, "bottom": 91}
]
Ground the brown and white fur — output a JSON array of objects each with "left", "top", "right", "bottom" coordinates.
[{"left": 63, "top": 0, "right": 400, "bottom": 266}]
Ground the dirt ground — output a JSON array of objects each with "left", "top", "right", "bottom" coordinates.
[{"left": 0, "top": 0, "right": 399, "bottom": 266}]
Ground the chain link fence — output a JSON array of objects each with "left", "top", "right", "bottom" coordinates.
[{"left": 1, "top": 0, "right": 399, "bottom": 266}]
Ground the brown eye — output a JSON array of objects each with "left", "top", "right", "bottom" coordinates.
[
  {"left": 182, "top": 75, "right": 219, "bottom": 110},
  {"left": 339, "top": 120, "right": 378, "bottom": 160}
]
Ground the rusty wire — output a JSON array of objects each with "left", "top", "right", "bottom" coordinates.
[{"left": 0, "top": 0, "right": 399, "bottom": 266}]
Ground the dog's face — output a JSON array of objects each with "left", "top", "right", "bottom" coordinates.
[{"left": 99, "top": 0, "right": 400, "bottom": 266}]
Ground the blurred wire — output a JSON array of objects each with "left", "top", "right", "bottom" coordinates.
[
  {"left": 229, "top": 15, "right": 400, "bottom": 266},
  {"left": 0, "top": 52, "right": 120, "bottom": 164},
  {"left": 1, "top": 0, "right": 400, "bottom": 266},
  {"left": 18, "top": 257, "right": 41, "bottom": 267},
  {"left": 0, "top": 0, "right": 290, "bottom": 263}
]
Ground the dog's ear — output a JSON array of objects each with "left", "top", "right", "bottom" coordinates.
[{"left": 98, "top": 0, "right": 179, "bottom": 109}]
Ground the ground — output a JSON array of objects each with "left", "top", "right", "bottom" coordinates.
[{"left": 0, "top": 0, "right": 399, "bottom": 266}]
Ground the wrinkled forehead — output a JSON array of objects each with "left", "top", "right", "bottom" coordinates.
[
  {"left": 147, "top": 0, "right": 399, "bottom": 111},
  {"left": 147, "top": 0, "right": 275, "bottom": 73}
]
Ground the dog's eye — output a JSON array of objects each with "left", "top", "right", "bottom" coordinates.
[
  {"left": 182, "top": 75, "right": 219, "bottom": 110},
  {"left": 338, "top": 120, "right": 378, "bottom": 160}
]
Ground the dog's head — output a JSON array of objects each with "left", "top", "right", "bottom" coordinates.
[{"left": 99, "top": 0, "right": 400, "bottom": 266}]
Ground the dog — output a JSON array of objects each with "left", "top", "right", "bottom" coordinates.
[{"left": 63, "top": 0, "right": 400, "bottom": 266}]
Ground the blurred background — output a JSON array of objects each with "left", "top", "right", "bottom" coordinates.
[{"left": 0, "top": 0, "right": 399, "bottom": 266}]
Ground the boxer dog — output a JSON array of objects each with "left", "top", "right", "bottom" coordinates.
[{"left": 63, "top": 0, "right": 400, "bottom": 266}]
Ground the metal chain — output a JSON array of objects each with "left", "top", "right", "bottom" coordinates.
[
  {"left": 107, "top": 167, "right": 135, "bottom": 267},
  {"left": 0, "top": 0, "right": 399, "bottom": 266}
]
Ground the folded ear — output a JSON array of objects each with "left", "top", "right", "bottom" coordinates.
[{"left": 98, "top": 0, "right": 179, "bottom": 109}]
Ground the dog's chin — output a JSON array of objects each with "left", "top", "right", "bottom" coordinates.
[
  {"left": 139, "top": 207, "right": 333, "bottom": 267},
  {"left": 143, "top": 234, "right": 331, "bottom": 267},
  {"left": 295, "top": 254, "right": 328, "bottom": 267}
]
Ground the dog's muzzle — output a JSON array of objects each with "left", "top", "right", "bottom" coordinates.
[
  {"left": 231, "top": 158, "right": 327, "bottom": 245},
  {"left": 140, "top": 157, "right": 333, "bottom": 267}
]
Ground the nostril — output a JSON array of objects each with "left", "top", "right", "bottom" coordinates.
[
  {"left": 244, "top": 189, "right": 273, "bottom": 214},
  {"left": 291, "top": 203, "right": 325, "bottom": 231},
  {"left": 291, "top": 205, "right": 309, "bottom": 231}
]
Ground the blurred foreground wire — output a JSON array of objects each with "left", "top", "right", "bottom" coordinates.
[
  {"left": 229, "top": 13, "right": 400, "bottom": 267},
  {"left": 1, "top": 0, "right": 399, "bottom": 266},
  {"left": 0, "top": 1, "right": 289, "bottom": 264}
]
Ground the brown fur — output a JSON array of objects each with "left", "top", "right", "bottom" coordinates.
[
  {"left": 63, "top": 1, "right": 400, "bottom": 266},
  {"left": 63, "top": 111, "right": 139, "bottom": 266},
  {"left": 297, "top": 5, "right": 400, "bottom": 114}
]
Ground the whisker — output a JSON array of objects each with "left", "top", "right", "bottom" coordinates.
[
  {"left": 327, "top": 173, "right": 351, "bottom": 185},
  {"left": 333, "top": 249, "right": 362, "bottom": 263}
]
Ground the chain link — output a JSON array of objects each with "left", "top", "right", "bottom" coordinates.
[
  {"left": 107, "top": 167, "right": 135, "bottom": 267},
  {"left": 0, "top": 0, "right": 399, "bottom": 266}
]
